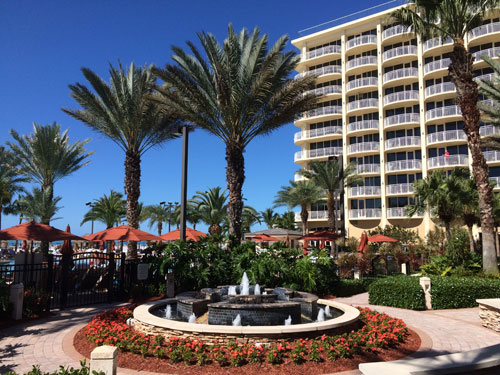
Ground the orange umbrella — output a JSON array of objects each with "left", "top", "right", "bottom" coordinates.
[
  {"left": 160, "top": 227, "right": 207, "bottom": 241},
  {"left": 0, "top": 221, "right": 84, "bottom": 242},
  {"left": 368, "top": 234, "right": 398, "bottom": 243},
  {"left": 285, "top": 235, "right": 290, "bottom": 247},
  {"left": 249, "top": 234, "right": 280, "bottom": 243},
  {"left": 357, "top": 232, "right": 369, "bottom": 253},
  {"left": 83, "top": 225, "right": 163, "bottom": 242},
  {"left": 60, "top": 224, "right": 73, "bottom": 255}
]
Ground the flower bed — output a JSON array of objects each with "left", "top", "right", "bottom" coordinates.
[{"left": 82, "top": 305, "right": 410, "bottom": 368}]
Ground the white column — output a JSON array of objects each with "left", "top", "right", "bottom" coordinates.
[
  {"left": 376, "top": 22, "right": 387, "bottom": 227},
  {"left": 90, "top": 345, "right": 118, "bottom": 375}
]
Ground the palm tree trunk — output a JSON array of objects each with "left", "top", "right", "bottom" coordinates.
[
  {"left": 300, "top": 205, "right": 309, "bottom": 235},
  {"left": 0, "top": 207, "right": 2, "bottom": 230},
  {"left": 40, "top": 184, "right": 53, "bottom": 260},
  {"left": 496, "top": 227, "right": 500, "bottom": 257},
  {"left": 449, "top": 42, "right": 499, "bottom": 275},
  {"left": 466, "top": 224, "right": 476, "bottom": 253},
  {"left": 327, "top": 191, "right": 336, "bottom": 232},
  {"left": 125, "top": 151, "right": 141, "bottom": 259},
  {"left": 226, "top": 144, "right": 245, "bottom": 243},
  {"left": 158, "top": 222, "right": 162, "bottom": 236},
  {"left": 444, "top": 221, "right": 451, "bottom": 243}
]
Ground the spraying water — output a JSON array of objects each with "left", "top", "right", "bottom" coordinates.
[
  {"left": 228, "top": 285, "right": 237, "bottom": 295},
  {"left": 325, "top": 306, "right": 332, "bottom": 318},
  {"left": 262, "top": 291, "right": 267, "bottom": 295},
  {"left": 254, "top": 284, "right": 261, "bottom": 295},
  {"left": 284, "top": 315, "right": 292, "bottom": 326},
  {"left": 164, "top": 305, "right": 172, "bottom": 319},
  {"left": 316, "top": 308, "right": 325, "bottom": 322},
  {"left": 232, "top": 314, "right": 242, "bottom": 326},
  {"left": 240, "top": 272, "right": 250, "bottom": 295},
  {"left": 188, "top": 313, "right": 196, "bottom": 323}
]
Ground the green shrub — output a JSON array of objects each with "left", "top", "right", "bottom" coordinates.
[
  {"left": 331, "top": 277, "right": 379, "bottom": 297},
  {"left": 430, "top": 276, "right": 500, "bottom": 309},
  {"left": 368, "top": 276, "right": 425, "bottom": 310}
]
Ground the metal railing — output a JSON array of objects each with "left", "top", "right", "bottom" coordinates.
[
  {"left": 347, "top": 98, "right": 379, "bottom": 111},
  {"left": 349, "top": 186, "right": 381, "bottom": 197},
  {"left": 386, "top": 183, "right": 414, "bottom": 195},
  {"left": 426, "top": 105, "right": 462, "bottom": 121},
  {"left": 426, "top": 129, "right": 466, "bottom": 144},
  {"left": 469, "top": 21, "right": 500, "bottom": 40},
  {"left": 384, "top": 90, "right": 419, "bottom": 105},
  {"left": 349, "top": 208, "right": 382, "bottom": 219},
  {"left": 295, "top": 147, "right": 343, "bottom": 161},
  {"left": 423, "top": 37, "right": 452, "bottom": 51},
  {"left": 309, "top": 210, "right": 328, "bottom": 220},
  {"left": 294, "top": 125, "right": 343, "bottom": 141},
  {"left": 346, "top": 34, "right": 377, "bottom": 50},
  {"left": 348, "top": 142, "right": 380, "bottom": 154},
  {"left": 490, "top": 176, "right": 500, "bottom": 187},
  {"left": 384, "top": 113, "right": 420, "bottom": 128},
  {"left": 473, "top": 47, "right": 500, "bottom": 62},
  {"left": 382, "top": 45, "right": 418, "bottom": 62},
  {"left": 386, "top": 159, "right": 422, "bottom": 172},
  {"left": 294, "top": 172, "right": 306, "bottom": 181},
  {"left": 387, "top": 207, "right": 422, "bottom": 218},
  {"left": 356, "top": 164, "right": 380, "bottom": 174},
  {"left": 383, "top": 67, "right": 418, "bottom": 83},
  {"left": 305, "top": 105, "right": 342, "bottom": 118},
  {"left": 382, "top": 24, "right": 408, "bottom": 40},
  {"left": 480, "top": 125, "right": 500, "bottom": 137},
  {"left": 484, "top": 150, "right": 500, "bottom": 162},
  {"left": 347, "top": 120, "right": 379, "bottom": 133},
  {"left": 306, "top": 85, "right": 342, "bottom": 96},
  {"left": 475, "top": 73, "right": 495, "bottom": 82},
  {"left": 424, "top": 58, "right": 451, "bottom": 74},
  {"left": 427, "top": 154, "right": 468, "bottom": 168},
  {"left": 297, "top": 64, "right": 342, "bottom": 78},
  {"left": 346, "top": 55, "right": 378, "bottom": 70},
  {"left": 346, "top": 77, "right": 378, "bottom": 91},
  {"left": 305, "top": 45, "right": 341, "bottom": 60},
  {"left": 385, "top": 136, "right": 421, "bottom": 150},
  {"left": 425, "top": 82, "right": 456, "bottom": 98}
]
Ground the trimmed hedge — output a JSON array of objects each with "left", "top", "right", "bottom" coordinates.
[
  {"left": 430, "top": 276, "right": 500, "bottom": 309},
  {"left": 332, "top": 277, "right": 380, "bottom": 297},
  {"left": 368, "top": 276, "right": 426, "bottom": 310}
]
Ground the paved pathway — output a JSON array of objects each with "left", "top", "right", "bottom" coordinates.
[{"left": 0, "top": 295, "right": 499, "bottom": 374}]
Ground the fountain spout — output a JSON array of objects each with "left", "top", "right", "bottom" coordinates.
[
  {"left": 240, "top": 272, "right": 250, "bottom": 295},
  {"left": 232, "top": 314, "right": 242, "bottom": 326},
  {"left": 254, "top": 284, "right": 261, "bottom": 295},
  {"left": 284, "top": 315, "right": 292, "bottom": 325},
  {"left": 188, "top": 313, "right": 196, "bottom": 323},
  {"left": 316, "top": 308, "right": 325, "bottom": 322},
  {"left": 164, "top": 305, "right": 172, "bottom": 319}
]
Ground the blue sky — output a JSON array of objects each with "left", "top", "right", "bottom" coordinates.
[{"left": 0, "top": 0, "right": 405, "bottom": 235}]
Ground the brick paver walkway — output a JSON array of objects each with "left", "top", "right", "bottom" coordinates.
[{"left": 1, "top": 295, "right": 499, "bottom": 374}]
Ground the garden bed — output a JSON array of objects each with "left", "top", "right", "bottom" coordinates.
[{"left": 73, "top": 306, "right": 421, "bottom": 374}]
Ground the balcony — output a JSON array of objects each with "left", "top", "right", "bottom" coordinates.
[
  {"left": 427, "top": 154, "right": 468, "bottom": 169},
  {"left": 309, "top": 210, "right": 328, "bottom": 220},
  {"left": 382, "top": 45, "right": 418, "bottom": 63},
  {"left": 425, "top": 82, "right": 456, "bottom": 98},
  {"left": 305, "top": 45, "right": 341, "bottom": 61},
  {"left": 347, "top": 98, "right": 379, "bottom": 112},
  {"left": 383, "top": 67, "right": 418, "bottom": 84},
  {"left": 423, "top": 37, "right": 453, "bottom": 53},
  {"left": 294, "top": 172, "right": 306, "bottom": 181},
  {"left": 346, "top": 56, "right": 378, "bottom": 72},
  {"left": 306, "top": 85, "right": 342, "bottom": 97},
  {"left": 346, "top": 77, "right": 378, "bottom": 92},
  {"left": 480, "top": 125, "right": 500, "bottom": 137},
  {"left": 484, "top": 150, "right": 500, "bottom": 163},
  {"left": 349, "top": 209, "right": 382, "bottom": 219},
  {"left": 305, "top": 105, "right": 342, "bottom": 118},
  {"left": 382, "top": 24, "right": 408, "bottom": 41},
  {"left": 384, "top": 90, "right": 419, "bottom": 106},
  {"left": 356, "top": 163, "right": 380, "bottom": 174},
  {"left": 347, "top": 120, "right": 379, "bottom": 134},
  {"left": 386, "top": 159, "right": 422, "bottom": 172},
  {"left": 294, "top": 125, "right": 343, "bottom": 142},
  {"left": 424, "top": 58, "right": 451, "bottom": 76},
  {"left": 347, "top": 142, "right": 380, "bottom": 154},
  {"left": 295, "top": 147, "right": 343, "bottom": 161},
  {"left": 425, "top": 105, "right": 462, "bottom": 121},
  {"left": 386, "top": 183, "right": 414, "bottom": 195},
  {"left": 297, "top": 65, "right": 342, "bottom": 79},
  {"left": 426, "top": 129, "right": 466, "bottom": 144},
  {"left": 469, "top": 21, "right": 500, "bottom": 42},
  {"left": 387, "top": 207, "right": 422, "bottom": 219},
  {"left": 346, "top": 34, "right": 377, "bottom": 51},
  {"left": 490, "top": 176, "right": 500, "bottom": 187},
  {"left": 473, "top": 47, "right": 500, "bottom": 63},
  {"left": 349, "top": 186, "right": 381, "bottom": 197},
  {"left": 475, "top": 73, "right": 495, "bottom": 82},
  {"left": 385, "top": 136, "right": 421, "bottom": 150},
  {"left": 384, "top": 113, "right": 420, "bottom": 128}
]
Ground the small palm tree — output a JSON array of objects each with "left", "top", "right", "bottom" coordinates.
[
  {"left": 456, "top": 171, "right": 481, "bottom": 253},
  {"left": 63, "top": 62, "right": 182, "bottom": 259},
  {"left": 392, "top": 0, "right": 499, "bottom": 274},
  {"left": 274, "top": 180, "right": 324, "bottom": 235},
  {"left": 141, "top": 204, "right": 170, "bottom": 236},
  {"left": 299, "top": 160, "right": 362, "bottom": 233},
  {"left": 260, "top": 208, "right": 278, "bottom": 229},
  {"left": 192, "top": 187, "right": 228, "bottom": 235},
  {"left": 81, "top": 190, "right": 126, "bottom": 229},
  {"left": 274, "top": 211, "right": 297, "bottom": 230},
  {"left": 0, "top": 147, "right": 27, "bottom": 229},
  {"left": 152, "top": 25, "right": 319, "bottom": 242},
  {"left": 20, "top": 187, "right": 62, "bottom": 224},
  {"left": 242, "top": 206, "right": 261, "bottom": 234}
]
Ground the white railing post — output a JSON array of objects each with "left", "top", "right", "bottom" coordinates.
[
  {"left": 9, "top": 283, "right": 23, "bottom": 320},
  {"left": 90, "top": 345, "right": 118, "bottom": 375},
  {"left": 419, "top": 277, "right": 432, "bottom": 310}
]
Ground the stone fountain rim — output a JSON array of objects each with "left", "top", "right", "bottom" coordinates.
[{"left": 133, "top": 297, "right": 360, "bottom": 335}]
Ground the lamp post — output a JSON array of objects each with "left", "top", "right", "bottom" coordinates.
[
  {"left": 160, "top": 201, "right": 179, "bottom": 233},
  {"left": 179, "top": 126, "right": 189, "bottom": 241},
  {"left": 85, "top": 201, "right": 95, "bottom": 234}
]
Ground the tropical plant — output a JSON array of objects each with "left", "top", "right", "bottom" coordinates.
[
  {"left": 0, "top": 147, "right": 27, "bottom": 229},
  {"left": 152, "top": 25, "right": 319, "bottom": 242},
  {"left": 192, "top": 187, "right": 228, "bottom": 235},
  {"left": 260, "top": 208, "right": 278, "bottom": 229},
  {"left": 63, "top": 62, "right": 182, "bottom": 259},
  {"left": 391, "top": 0, "right": 499, "bottom": 274},
  {"left": 19, "top": 187, "right": 62, "bottom": 224},
  {"left": 140, "top": 204, "right": 170, "bottom": 236},
  {"left": 298, "top": 160, "right": 362, "bottom": 232},
  {"left": 274, "top": 211, "right": 297, "bottom": 230},
  {"left": 81, "top": 190, "right": 126, "bottom": 229},
  {"left": 274, "top": 180, "right": 323, "bottom": 235},
  {"left": 456, "top": 171, "right": 481, "bottom": 253},
  {"left": 241, "top": 206, "right": 261, "bottom": 234}
]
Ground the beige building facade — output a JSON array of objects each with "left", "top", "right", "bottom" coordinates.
[{"left": 292, "top": 5, "right": 500, "bottom": 239}]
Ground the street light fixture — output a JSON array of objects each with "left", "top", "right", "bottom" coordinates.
[
  {"left": 179, "top": 126, "right": 189, "bottom": 241},
  {"left": 85, "top": 201, "right": 95, "bottom": 234},
  {"left": 160, "top": 201, "right": 179, "bottom": 233}
]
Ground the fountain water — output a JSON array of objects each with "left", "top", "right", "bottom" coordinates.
[
  {"left": 240, "top": 272, "right": 250, "bottom": 295},
  {"left": 228, "top": 285, "right": 237, "bottom": 295},
  {"left": 164, "top": 305, "right": 172, "bottom": 319},
  {"left": 262, "top": 291, "right": 267, "bottom": 295},
  {"left": 316, "top": 308, "right": 325, "bottom": 322},
  {"left": 284, "top": 315, "right": 292, "bottom": 326},
  {"left": 325, "top": 305, "right": 332, "bottom": 318},
  {"left": 232, "top": 314, "right": 242, "bottom": 326},
  {"left": 188, "top": 313, "right": 196, "bottom": 323},
  {"left": 254, "top": 284, "right": 261, "bottom": 295}
]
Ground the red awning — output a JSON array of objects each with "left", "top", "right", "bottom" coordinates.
[
  {"left": 160, "top": 227, "right": 207, "bottom": 241},
  {"left": 300, "top": 230, "right": 339, "bottom": 241},
  {"left": 249, "top": 234, "right": 280, "bottom": 243}
]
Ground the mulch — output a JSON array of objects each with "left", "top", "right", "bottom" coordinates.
[{"left": 73, "top": 327, "right": 421, "bottom": 374}]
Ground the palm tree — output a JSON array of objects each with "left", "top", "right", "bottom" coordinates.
[
  {"left": 274, "top": 211, "right": 297, "bottom": 230},
  {"left": 20, "top": 187, "right": 62, "bottom": 224},
  {"left": 260, "top": 208, "right": 278, "bottom": 229},
  {"left": 192, "top": 187, "right": 228, "bottom": 235},
  {"left": 478, "top": 56, "right": 500, "bottom": 149},
  {"left": 274, "top": 180, "right": 323, "bottom": 235},
  {"left": 141, "top": 204, "right": 169, "bottom": 236},
  {"left": 241, "top": 206, "right": 261, "bottom": 234},
  {"left": 298, "top": 160, "right": 362, "bottom": 233},
  {"left": 152, "top": 25, "right": 319, "bottom": 242},
  {"left": 63, "top": 62, "right": 182, "bottom": 259},
  {"left": 456, "top": 172, "right": 481, "bottom": 253},
  {"left": 81, "top": 190, "right": 126, "bottom": 229},
  {"left": 0, "top": 147, "right": 27, "bottom": 229},
  {"left": 391, "top": 0, "right": 499, "bottom": 273}
]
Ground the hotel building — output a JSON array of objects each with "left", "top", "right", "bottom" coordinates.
[{"left": 291, "top": 5, "right": 500, "bottom": 238}]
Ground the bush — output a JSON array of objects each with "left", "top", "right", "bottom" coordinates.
[
  {"left": 331, "top": 277, "right": 379, "bottom": 297},
  {"left": 0, "top": 360, "right": 102, "bottom": 375},
  {"left": 430, "top": 276, "right": 500, "bottom": 309},
  {"left": 368, "top": 276, "right": 425, "bottom": 310}
]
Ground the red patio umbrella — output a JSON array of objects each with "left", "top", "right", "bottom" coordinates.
[
  {"left": 300, "top": 230, "right": 339, "bottom": 241},
  {"left": 83, "top": 225, "right": 163, "bottom": 242},
  {"left": 249, "top": 234, "right": 280, "bottom": 243},
  {"left": 285, "top": 235, "right": 290, "bottom": 247},
  {"left": 0, "top": 221, "right": 84, "bottom": 242},
  {"left": 357, "top": 232, "right": 369, "bottom": 253},
  {"left": 160, "top": 227, "right": 207, "bottom": 241},
  {"left": 368, "top": 234, "right": 398, "bottom": 243},
  {"left": 60, "top": 224, "right": 73, "bottom": 255}
]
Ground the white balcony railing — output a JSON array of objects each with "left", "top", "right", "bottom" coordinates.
[
  {"left": 387, "top": 207, "right": 421, "bottom": 218},
  {"left": 382, "top": 45, "right": 418, "bottom": 62},
  {"left": 424, "top": 58, "right": 451, "bottom": 74},
  {"left": 309, "top": 210, "right": 328, "bottom": 220},
  {"left": 473, "top": 47, "right": 500, "bottom": 62},
  {"left": 386, "top": 183, "right": 414, "bottom": 195},
  {"left": 490, "top": 176, "right": 500, "bottom": 187},
  {"left": 480, "top": 125, "right": 500, "bottom": 137},
  {"left": 348, "top": 142, "right": 380, "bottom": 154},
  {"left": 305, "top": 105, "right": 342, "bottom": 118},
  {"left": 383, "top": 67, "right": 418, "bottom": 83},
  {"left": 347, "top": 98, "right": 379, "bottom": 111},
  {"left": 426, "top": 130, "right": 466, "bottom": 144},
  {"left": 294, "top": 125, "right": 343, "bottom": 141},
  {"left": 295, "top": 147, "right": 343, "bottom": 161},
  {"left": 475, "top": 73, "right": 495, "bottom": 82},
  {"left": 382, "top": 24, "right": 408, "bottom": 40},
  {"left": 425, "top": 82, "right": 456, "bottom": 98},
  {"left": 347, "top": 120, "right": 379, "bottom": 133},
  {"left": 306, "top": 85, "right": 342, "bottom": 97},
  {"left": 425, "top": 105, "right": 462, "bottom": 121},
  {"left": 469, "top": 21, "right": 500, "bottom": 41},
  {"left": 349, "top": 186, "right": 381, "bottom": 197},
  {"left": 384, "top": 113, "right": 420, "bottom": 128},
  {"left": 385, "top": 136, "right": 421, "bottom": 150},
  {"left": 484, "top": 150, "right": 500, "bottom": 162},
  {"left": 346, "top": 77, "right": 378, "bottom": 91},
  {"left": 349, "top": 209, "right": 382, "bottom": 219},
  {"left": 427, "top": 154, "right": 468, "bottom": 168},
  {"left": 423, "top": 37, "right": 453, "bottom": 51},
  {"left": 297, "top": 65, "right": 342, "bottom": 78},
  {"left": 356, "top": 164, "right": 380, "bottom": 174},
  {"left": 384, "top": 90, "right": 419, "bottom": 105},
  {"left": 386, "top": 159, "right": 422, "bottom": 172},
  {"left": 346, "top": 55, "right": 378, "bottom": 70},
  {"left": 294, "top": 172, "right": 306, "bottom": 181},
  {"left": 346, "top": 34, "right": 377, "bottom": 50},
  {"left": 305, "top": 45, "right": 342, "bottom": 60}
]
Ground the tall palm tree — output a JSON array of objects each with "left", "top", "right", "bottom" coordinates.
[
  {"left": 456, "top": 171, "right": 481, "bottom": 253},
  {"left": 274, "top": 180, "right": 323, "bottom": 235},
  {"left": 141, "top": 204, "right": 169, "bottom": 236},
  {"left": 478, "top": 55, "right": 500, "bottom": 149},
  {"left": 0, "top": 147, "right": 27, "bottom": 229},
  {"left": 20, "top": 187, "right": 62, "bottom": 224},
  {"left": 152, "top": 25, "right": 319, "bottom": 242},
  {"left": 274, "top": 211, "right": 297, "bottom": 230},
  {"left": 81, "top": 190, "right": 126, "bottom": 229},
  {"left": 192, "top": 187, "right": 228, "bottom": 235},
  {"left": 391, "top": 0, "right": 499, "bottom": 272},
  {"left": 298, "top": 160, "right": 362, "bottom": 233},
  {"left": 63, "top": 62, "right": 182, "bottom": 259},
  {"left": 260, "top": 208, "right": 278, "bottom": 229}
]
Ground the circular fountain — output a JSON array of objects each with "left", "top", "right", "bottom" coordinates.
[{"left": 133, "top": 272, "right": 360, "bottom": 344}]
